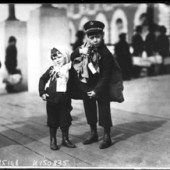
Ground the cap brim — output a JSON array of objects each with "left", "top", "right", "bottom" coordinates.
[{"left": 86, "top": 29, "right": 103, "bottom": 36}]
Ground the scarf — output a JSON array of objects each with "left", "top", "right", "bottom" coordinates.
[
  {"left": 73, "top": 43, "right": 101, "bottom": 83},
  {"left": 49, "top": 46, "right": 71, "bottom": 92}
]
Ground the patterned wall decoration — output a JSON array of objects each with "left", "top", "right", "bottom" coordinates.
[{"left": 65, "top": 3, "right": 170, "bottom": 45}]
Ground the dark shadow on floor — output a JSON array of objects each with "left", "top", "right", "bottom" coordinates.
[
  {"left": 110, "top": 120, "right": 166, "bottom": 144},
  {"left": 70, "top": 119, "right": 167, "bottom": 146}
]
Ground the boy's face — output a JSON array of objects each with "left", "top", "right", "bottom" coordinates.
[
  {"left": 52, "top": 51, "right": 66, "bottom": 66},
  {"left": 87, "top": 33, "right": 103, "bottom": 47}
]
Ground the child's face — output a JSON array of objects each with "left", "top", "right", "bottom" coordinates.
[
  {"left": 52, "top": 51, "right": 66, "bottom": 66},
  {"left": 87, "top": 33, "right": 103, "bottom": 47}
]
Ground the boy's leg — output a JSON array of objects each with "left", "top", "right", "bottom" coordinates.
[
  {"left": 83, "top": 95, "right": 98, "bottom": 126},
  {"left": 82, "top": 95, "right": 98, "bottom": 145},
  {"left": 98, "top": 97, "right": 112, "bottom": 128},
  {"left": 97, "top": 97, "right": 112, "bottom": 149}
]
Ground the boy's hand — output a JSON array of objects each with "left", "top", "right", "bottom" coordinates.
[
  {"left": 87, "top": 91, "right": 96, "bottom": 99},
  {"left": 42, "top": 93, "right": 49, "bottom": 101}
]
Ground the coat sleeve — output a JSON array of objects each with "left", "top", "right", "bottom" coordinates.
[
  {"left": 38, "top": 67, "right": 52, "bottom": 97},
  {"left": 93, "top": 51, "right": 113, "bottom": 95},
  {"left": 71, "top": 48, "right": 80, "bottom": 61}
]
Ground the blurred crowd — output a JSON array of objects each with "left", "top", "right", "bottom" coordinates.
[{"left": 115, "top": 23, "right": 170, "bottom": 80}]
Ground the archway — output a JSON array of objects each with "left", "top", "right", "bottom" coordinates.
[
  {"left": 110, "top": 8, "right": 128, "bottom": 44},
  {"left": 133, "top": 4, "right": 147, "bottom": 27},
  {"left": 95, "top": 13, "right": 109, "bottom": 44},
  {"left": 157, "top": 3, "right": 170, "bottom": 35}
]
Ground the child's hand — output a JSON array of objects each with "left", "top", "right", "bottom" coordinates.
[
  {"left": 42, "top": 93, "right": 49, "bottom": 101},
  {"left": 87, "top": 91, "right": 96, "bottom": 99}
]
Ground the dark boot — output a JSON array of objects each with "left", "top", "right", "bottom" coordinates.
[
  {"left": 62, "top": 129, "right": 76, "bottom": 148},
  {"left": 50, "top": 127, "right": 59, "bottom": 150},
  {"left": 6, "top": 85, "right": 15, "bottom": 93},
  {"left": 99, "top": 127, "right": 112, "bottom": 149},
  {"left": 83, "top": 124, "right": 98, "bottom": 145}
]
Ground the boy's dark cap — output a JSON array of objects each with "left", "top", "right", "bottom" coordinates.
[{"left": 83, "top": 20, "right": 105, "bottom": 36}]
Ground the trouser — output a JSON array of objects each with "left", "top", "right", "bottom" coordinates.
[
  {"left": 82, "top": 93, "right": 112, "bottom": 129},
  {"left": 46, "top": 95, "right": 72, "bottom": 131},
  {"left": 148, "top": 64, "right": 161, "bottom": 76}
]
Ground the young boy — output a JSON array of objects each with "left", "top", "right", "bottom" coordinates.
[
  {"left": 39, "top": 47, "right": 76, "bottom": 150},
  {"left": 71, "top": 20, "right": 121, "bottom": 149}
]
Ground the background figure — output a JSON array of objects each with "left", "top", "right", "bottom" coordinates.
[
  {"left": 142, "top": 25, "right": 155, "bottom": 76},
  {"left": 72, "top": 30, "right": 85, "bottom": 51},
  {"left": 143, "top": 25, "right": 155, "bottom": 57},
  {"left": 115, "top": 18, "right": 124, "bottom": 43},
  {"left": 153, "top": 24, "right": 162, "bottom": 75},
  {"left": 131, "top": 25, "right": 144, "bottom": 78},
  {"left": 155, "top": 26, "right": 170, "bottom": 74},
  {"left": 139, "top": 13, "right": 148, "bottom": 26},
  {"left": 4, "top": 36, "right": 19, "bottom": 92},
  {"left": 114, "top": 33, "right": 132, "bottom": 80},
  {"left": 5, "top": 36, "right": 18, "bottom": 74}
]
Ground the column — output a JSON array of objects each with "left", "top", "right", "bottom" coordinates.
[
  {"left": 27, "top": 5, "right": 70, "bottom": 93},
  {"left": 0, "top": 4, "right": 28, "bottom": 91}
]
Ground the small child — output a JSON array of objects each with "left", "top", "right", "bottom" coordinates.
[{"left": 39, "top": 46, "right": 76, "bottom": 150}]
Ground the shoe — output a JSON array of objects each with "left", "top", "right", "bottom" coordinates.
[
  {"left": 99, "top": 133, "right": 112, "bottom": 149},
  {"left": 50, "top": 138, "right": 59, "bottom": 150},
  {"left": 83, "top": 133, "right": 98, "bottom": 145},
  {"left": 62, "top": 138, "right": 76, "bottom": 148},
  {"left": 83, "top": 124, "right": 98, "bottom": 145},
  {"left": 62, "top": 129, "right": 76, "bottom": 148},
  {"left": 50, "top": 127, "right": 59, "bottom": 150}
]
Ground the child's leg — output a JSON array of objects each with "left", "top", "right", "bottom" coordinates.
[
  {"left": 59, "top": 94, "right": 76, "bottom": 148},
  {"left": 49, "top": 127, "right": 59, "bottom": 150},
  {"left": 61, "top": 126, "right": 76, "bottom": 148},
  {"left": 46, "top": 102, "right": 60, "bottom": 150}
]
